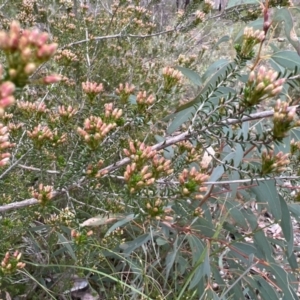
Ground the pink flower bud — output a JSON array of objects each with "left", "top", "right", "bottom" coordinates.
[
  {"left": 0, "top": 156, "right": 10, "bottom": 166},
  {"left": 10, "top": 21, "right": 21, "bottom": 35},
  {"left": 37, "top": 43, "right": 58, "bottom": 59},
  {"left": 0, "top": 82, "right": 15, "bottom": 97},
  {"left": 0, "top": 96, "right": 15, "bottom": 107},
  {"left": 36, "top": 32, "right": 49, "bottom": 47},
  {"left": 274, "top": 78, "right": 286, "bottom": 87},
  {"left": 0, "top": 32, "right": 9, "bottom": 50},
  {"left": 42, "top": 74, "right": 61, "bottom": 84},
  {"left": 21, "top": 47, "right": 33, "bottom": 60},
  {"left": 24, "top": 63, "right": 37, "bottom": 75},
  {"left": 263, "top": 84, "right": 274, "bottom": 93},
  {"left": 255, "top": 82, "right": 265, "bottom": 91},
  {"left": 248, "top": 71, "right": 256, "bottom": 82},
  {"left": 271, "top": 86, "right": 283, "bottom": 95}
]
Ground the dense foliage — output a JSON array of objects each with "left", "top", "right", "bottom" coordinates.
[{"left": 0, "top": 0, "right": 300, "bottom": 299}]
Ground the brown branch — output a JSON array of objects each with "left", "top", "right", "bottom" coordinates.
[{"left": 0, "top": 105, "right": 299, "bottom": 213}]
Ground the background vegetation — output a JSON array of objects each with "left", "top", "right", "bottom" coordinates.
[{"left": 0, "top": 0, "right": 300, "bottom": 299}]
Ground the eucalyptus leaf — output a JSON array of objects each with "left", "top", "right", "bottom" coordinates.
[
  {"left": 176, "top": 66, "right": 201, "bottom": 86},
  {"left": 267, "top": 263, "right": 298, "bottom": 299},
  {"left": 279, "top": 195, "right": 293, "bottom": 257},
  {"left": 251, "top": 180, "right": 282, "bottom": 221},
  {"left": 272, "top": 9, "right": 300, "bottom": 55}
]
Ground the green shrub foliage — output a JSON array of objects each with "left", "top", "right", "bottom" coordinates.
[{"left": 0, "top": 0, "right": 300, "bottom": 299}]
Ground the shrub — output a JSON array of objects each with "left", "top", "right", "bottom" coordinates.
[{"left": 1, "top": 0, "right": 300, "bottom": 299}]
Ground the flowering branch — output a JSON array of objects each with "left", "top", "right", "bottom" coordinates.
[{"left": 0, "top": 105, "right": 299, "bottom": 213}]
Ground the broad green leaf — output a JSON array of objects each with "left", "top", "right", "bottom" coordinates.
[
  {"left": 156, "top": 237, "right": 168, "bottom": 246},
  {"left": 267, "top": 263, "right": 298, "bottom": 299},
  {"left": 174, "top": 60, "right": 234, "bottom": 114},
  {"left": 167, "top": 106, "right": 194, "bottom": 134},
  {"left": 227, "top": 0, "right": 258, "bottom": 8},
  {"left": 105, "top": 214, "right": 135, "bottom": 237},
  {"left": 121, "top": 233, "right": 151, "bottom": 256},
  {"left": 192, "top": 218, "right": 215, "bottom": 237},
  {"left": 234, "top": 144, "right": 244, "bottom": 167},
  {"left": 228, "top": 282, "right": 245, "bottom": 300},
  {"left": 209, "top": 165, "right": 224, "bottom": 182},
  {"left": 187, "top": 235, "right": 205, "bottom": 265},
  {"left": 225, "top": 201, "right": 248, "bottom": 229},
  {"left": 204, "top": 289, "right": 220, "bottom": 300},
  {"left": 241, "top": 207, "right": 258, "bottom": 230},
  {"left": 56, "top": 232, "right": 76, "bottom": 260},
  {"left": 165, "top": 235, "right": 179, "bottom": 282},
  {"left": 270, "top": 51, "right": 300, "bottom": 70},
  {"left": 211, "top": 265, "right": 225, "bottom": 286},
  {"left": 223, "top": 221, "right": 244, "bottom": 240},
  {"left": 272, "top": 8, "right": 300, "bottom": 55},
  {"left": 274, "top": 135, "right": 290, "bottom": 155},
  {"left": 201, "top": 59, "right": 230, "bottom": 83},
  {"left": 154, "top": 135, "right": 174, "bottom": 159},
  {"left": 177, "top": 255, "right": 189, "bottom": 275},
  {"left": 231, "top": 242, "right": 257, "bottom": 258},
  {"left": 255, "top": 276, "right": 280, "bottom": 300},
  {"left": 213, "top": 35, "right": 230, "bottom": 51},
  {"left": 189, "top": 250, "right": 210, "bottom": 290},
  {"left": 176, "top": 66, "right": 201, "bottom": 86},
  {"left": 288, "top": 203, "right": 300, "bottom": 222},
  {"left": 253, "top": 230, "right": 275, "bottom": 262},
  {"left": 129, "top": 94, "right": 136, "bottom": 104},
  {"left": 287, "top": 252, "right": 298, "bottom": 270},
  {"left": 279, "top": 195, "right": 294, "bottom": 257},
  {"left": 251, "top": 180, "right": 282, "bottom": 221},
  {"left": 290, "top": 127, "right": 300, "bottom": 142},
  {"left": 229, "top": 171, "right": 239, "bottom": 200}
]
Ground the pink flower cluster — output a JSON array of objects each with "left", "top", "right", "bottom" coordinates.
[{"left": 0, "top": 21, "right": 60, "bottom": 87}]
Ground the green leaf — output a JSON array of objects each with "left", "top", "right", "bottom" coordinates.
[
  {"left": 290, "top": 127, "right": 300, "bottom": 142},
  {"left": 177, "top": 255, "right": 189, "bottom": 275},
  {"left": 121, "top": 233, "right": 151, "bottom": 256},
  {"left": 225, "top": 201, "right": 248, "bottom": 230},
  {"left": 189, "top": 249, "right": 210, "bottom": 290},
  {"left": 167, "top": 106, "right": 194, "bottom": 134},
  {"left": 251, "top": 180, "right": 282, "bottom": 221},
  {"left": 154, "top": 135, "right": 174, "bottom": 159},
  {"left": 165, "top": 235, "right": 179, "bottom": 282},
  {"left": 287, "top": 252, "right": 298, "bottom": 270},
  {"left": 156, "top": 237, "right": 168, "bottom": 246},
  {"left": 253, "top": 230, "right": 274, "bottom": 262},
  {"left": 192, "top": 218, "right": 215, "bottom": 238},
  {"left": 270, "top": 50, "right": 300, "bottom": 70},
  {"left": 227, "top": 0, "right": 258, "bottom": 8},
  {"left": 267, "top": 263, "right": 298, "bottom": 299},
  {"left": 201, "top": 59, "right": 230, "bottom": 83},
  {"left": 228, "top": 242, "right": 257, "bottom": 264},
  {"left": 213, "top": 35, "right": 230, "bottom": 51},
  {"left": 241, "top": 207, "right": 258, "bottom": 230},
  {"left": 174, "top": 60, "right": 234, "bottom": 114},
  {"left": 105, "top": 214, "right": 135, "bottom": 237},
  {"left": 209, "top": 165, "right": 224, "bottom": 182},
  {"left": 289, "top": 203, "right": 300, "bottom": 221},
  {"left": 272, "top": 8, "right": 300, "bottom": 55},
  {"left": 255, "top": 276, "right": 280, "bottom": 300},
  {"left": 56, "top": 232, "right": 76, "bottom": 260},
  {"left": 279, "top": 195, "right": 294, "bottom": 257},
  {"left": 176, "top": 66, "right": 201, "bottom": 86},
  {"left": 187, "top": 235, "right": 205, "bottom": 265}
]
